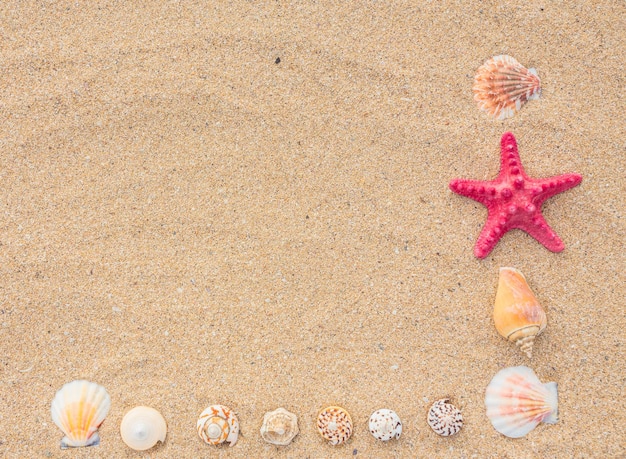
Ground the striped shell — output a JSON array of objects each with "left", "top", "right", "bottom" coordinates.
[
  {"left": 368, "top": 409, "right": 402, "bottom": 441},
  {"left": 316, "top": 406, "right": 353, "bottom": 445},
  {"left": 197, "top": 405, "right": 239, "bottom": 446},
  {"left": 260, "top": 407, "right": 299, "bottom": 446},
  {"left": 485, "top": 366, "right": 558, "bottom": 438},
  {"left": 50, "top": 380, "right": 111, "bottom": 449},
  {"left": 473, "top": 55, "right": 541, "bottom": 120},
  {"left": 494, "top": 267, "right": 547, "bottom": 358},
  {"left": 120, "top": 406, "right": 167, "bottom": 451},
  {"left": 427, "top": 399, "right": 463, "bottom": 436}
]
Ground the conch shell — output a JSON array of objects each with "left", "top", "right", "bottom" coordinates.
[
  {"left": 494, "top": 267, "right": 546, "bottom": 358},
  {"left": 50, "top": 380, "right": 111, "bottom": 449},
  {"left": 260, "top": 407, "right": 299, "bottom": 446},
  {"left": 485, "top": 365, "right": 558, "bottom": 438}
]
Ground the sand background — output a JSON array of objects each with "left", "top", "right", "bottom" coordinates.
[{"left": 0, "top": 1, "right": 624, "bottom": 458}]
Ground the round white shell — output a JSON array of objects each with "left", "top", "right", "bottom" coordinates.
[
  {"left": 120, "top": 406, "right": 167, "bottom": 451},
  {"left": 427, "top": 399, "right": 463, "bottom": 437},
  {"left": 197, "top": 405, "right": 239, "bottom": 446},
  {"left": 260, "top": 407, "right": 299, "bottom": 446},
  {"left": 485, "top": 365, "right": 558, "bottom": 438},
  {"left": 368, "top": 409, "right": 402, "bottom": 441},
  {"left": 316, "top": 406, "right": 353, "bottom": 445},
  {"left": 50, "top": 380, "right": 111, "bottom": 449}
]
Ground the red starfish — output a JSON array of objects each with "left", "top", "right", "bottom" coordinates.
[{"left": 449, "top": 132, "right": 582, "bottom": 258}]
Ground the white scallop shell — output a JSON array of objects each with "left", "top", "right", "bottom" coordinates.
[
  {"left": 316, "top": 406, "right": 353, "bottom": 445},
  {"left": 120, "top": 406, "right": 167, "bottom": 451},
  {"left": 260, "top": 407, "right": 299, "bottom": 446},
  {"left": 427, "top": 399, "right": 463, "bottom": 437},
  {"left": 485, "top": 366, "right": 558, "bottom": 438},
  {"left": 50, "top": 380, "right": 111, "bottom": 449},
  {"left": 368, "top": 409, "right": 402, "bottom": 441},
  {"left": 197, "top": 405, "right": 239, "bottom": 446}
]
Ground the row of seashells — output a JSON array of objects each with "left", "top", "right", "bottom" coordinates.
[
  {"left": 50, "top": 380, "right": 464, "bottom": 451},
  {"left": 50, "top": 267, "right": 556, "bottom": 448}
]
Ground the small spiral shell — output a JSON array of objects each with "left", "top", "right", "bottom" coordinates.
[
  {"left": 368, "top": 409, "right": 402, "bottom": 441},
  {"left": 427, "top": 399, "right": 463, "bottom": 437},
  {"left": 316, "top": 406, "right": 353, "bottom": 446},
  {"left": 120, "top": 406, "right": 167, "bottom": 451},
  {"left": 260, "top": 407, "right": 299, "bottom": 446},
  {"left": 197, "top": 405, "right": 239, "bottom": 446}
]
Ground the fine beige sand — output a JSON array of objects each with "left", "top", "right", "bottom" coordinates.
[{"left": 1, "top": 1, "right": 624, "bottom": 458}]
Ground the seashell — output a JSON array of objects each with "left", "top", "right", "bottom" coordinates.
[
  {"left": 260, "top": 407, "right": 299, "bottom": 446},
  {"left": 473, "top": 55, "right": 541, "bottom": 120},
  {"left": 197, "top": 404, "right": 239, "bottom": 446},
  {"left": 427, "top": 399, "right": 463, "bottom": 436},
  {"left": 50, "top": 380, "right": 111, "bottom": 449},
  {"left": 316, "top": 406, "right": 353, "bottom": 445},
  {"left": 120, "top": 406, "right": 167, "bottom": 451},
  {"left": 494, "top": 267, "right": 547, "bottom": 358},
  {"left": 368, "top": 409, "right": 402, "bottom": 441},
  {"left": 485, "top": 365, "right": 558, "bottom": 438}
]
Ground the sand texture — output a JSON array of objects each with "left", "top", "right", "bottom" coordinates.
[{"left": 1, "top": 1, "right": 624, "bottom": 458}]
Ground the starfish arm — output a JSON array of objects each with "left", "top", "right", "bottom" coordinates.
[
  {"left": 499, "top": 132, "right": 526, "bottom": 176},
  {"left": 516, "top": 213, "right": 565, "bottom": 252},
  {"left": 533, "top": 173, "right": 583, "bottom": 202},
  {"left": 473, "top": 210, "right": 507, "bottom": 258},
  {"left": 449, "top": 179, "right": 498, "bottom": 206}
]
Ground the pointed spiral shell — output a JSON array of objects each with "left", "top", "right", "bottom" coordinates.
[
  {"left": 427, "top": 399, "right": 463, "bottom": 437},
  {"left": 260, "top": 407, "right": 299, "bottom": 446},
  {"left": 494, "top": 267, "right": 547, "bottom": 358},
  {"left": 316, "top": 406, "right": 353, "bottom": 445},
  {"left": 120, "top": 406, "right": 167, "bottom": 451},
  {"left": 197, "top": 405, "right": 239, "bottom": 446}
]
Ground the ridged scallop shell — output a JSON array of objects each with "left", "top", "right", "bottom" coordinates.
[
  {"left": 368, "top": 409, "right": 402, "bottom": 441},
  {"left": 316, "top": 406, "right": 353, "bottom": 445},
  {"left": 120, "top": 406, "right": 167, "bottom": 451},
  {"left": 197, "top": 405, "right": 239, "bottom": 446},
  {"left": 427, "top": 399, "right": 463, "bottom": 437},
  {"left": 260, "top": 407, "right": 299, "bottom": 446},
  {"left": 494, "top": 267, "right": 547, "bottom": 358},
  {"left": 473, "top": 55, "right": 541, "bottom": 120},
  {"left": 50, "top": 380, "right": 111, "bottom": 449},
  {"left": 485, "top": 366, "right": 558, "bottom": 438}
]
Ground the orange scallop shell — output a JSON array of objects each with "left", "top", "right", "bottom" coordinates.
[{"left": 473, "top": 55, "right": 541, "bottom": 120}]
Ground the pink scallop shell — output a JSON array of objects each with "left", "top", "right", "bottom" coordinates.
[{"left": 485, "top": 366, "right": 558, "bottom": 438}]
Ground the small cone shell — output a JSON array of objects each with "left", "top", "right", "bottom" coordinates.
[
  {"left": 494, "top": 267, "right": 546, "bottom": 358},
  {"left": 473, "top": 55, "right": 541, "bottom": 120}
]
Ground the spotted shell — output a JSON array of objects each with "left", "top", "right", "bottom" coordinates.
[
  {"left": 197, "top": 405, "right": 239, "bottom": 446},
  {"left": 473, "top": 55, "right": 541, "bottom": 120},
  {"left": 260, "top": 407, "right": 299, "bottom": 446},
  {"left": 368, "top": 409, "right": 402, "bottom": 441},
  {"left": 316, "top": 406, "right": 353, "bottom": 445},
  {"left": 120, "top": 406, "right": 167, "bottom": 451},
  {"left": 485, "top": 366, "right": 558, "bottom": 438},
  {"left": 427, "top": 399, "right": 463, "bottom": 437},
  {"left": 50, "top": 380, "right": 111, "bottom": 449}
]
